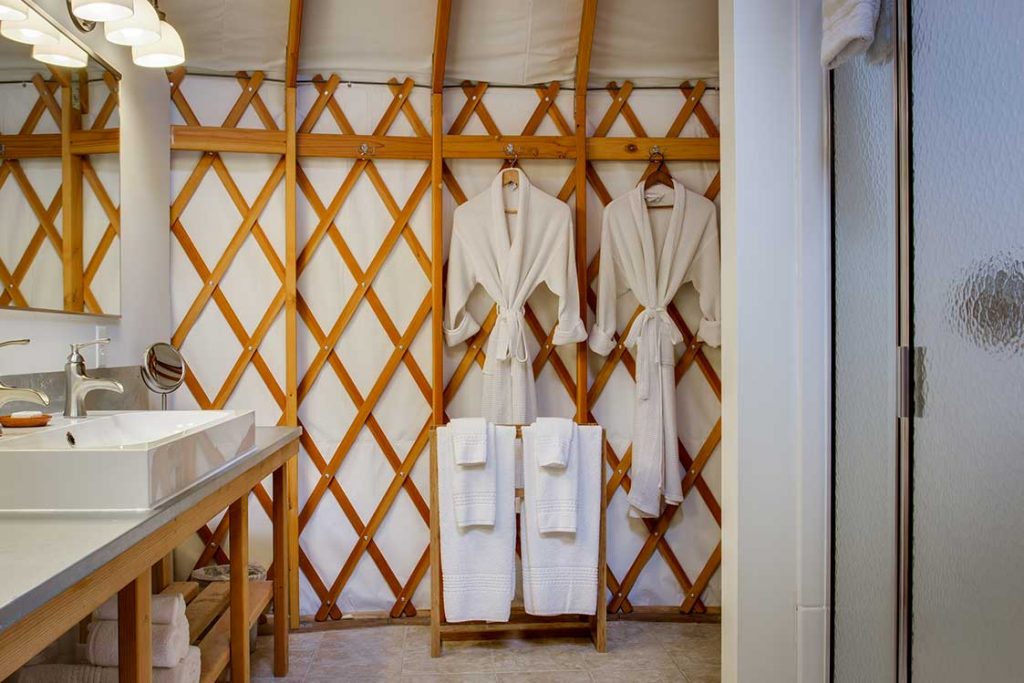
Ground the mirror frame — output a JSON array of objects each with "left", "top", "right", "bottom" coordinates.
[{"left": 0, "top": 0, "right": 122, "bottom": 318}]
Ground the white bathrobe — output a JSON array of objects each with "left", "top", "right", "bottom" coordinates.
[
  {"left": 589, "top": 181, "right": 721, "bottom": 518},
  {"left": 445, "top": 169, "right": 588, "bottom": 423}
]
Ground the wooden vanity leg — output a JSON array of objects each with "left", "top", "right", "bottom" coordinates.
[
  {"left": 273, "top": 464, "right": 290, "bottom": 676},
  {"left": 118, "top": 571, "right": 152, "bottom": 683},
  {"left": 229, "top": 496, "right": 250, "bottom": 682}
]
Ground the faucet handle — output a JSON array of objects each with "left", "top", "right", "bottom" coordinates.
[
  {"left": 68, "top": 338, "right": 111, "bottom": 363},
  {"left": 0, "top": 339, "right": 30, "bottom": 351}
]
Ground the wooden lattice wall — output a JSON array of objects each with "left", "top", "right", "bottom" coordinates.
[
  {"left": 167, "top": 0, "right": 721, "bottom": 622},
  {"left": 0, "top": 71, "right": 120, "bottom": 314}
]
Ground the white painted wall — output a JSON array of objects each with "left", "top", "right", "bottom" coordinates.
[
  {"left": 0, "top": 0, "right": 170, "bottom": 375},
  {"left": 719, "top": 1, "right": 830, "bottom": 681}
]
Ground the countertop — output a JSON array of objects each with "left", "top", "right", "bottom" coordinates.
[{"left": 0, "top": 426, "right": 301, "bottom": 632}]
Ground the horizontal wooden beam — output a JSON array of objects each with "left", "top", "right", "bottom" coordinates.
[
  {"left": 69, "top": 129, "right": 119, "bottom": 155},
  {"left": 297, "top": 133, "right": 430, "bottom": 159},
  {"left": 443, "top": 135, "right": 576, "bottom": 160},
  {"left": 167, "top": 127, "right": 718, "bottom": 164},
  {"left": 171, "top": 126, "right": 286, "bottom": 154},
  {"left": 0, "top": 134, "right": 61, "bottom": 158},
  {"left": 587, "top": 137, "right": 720, "bottom": 161}
]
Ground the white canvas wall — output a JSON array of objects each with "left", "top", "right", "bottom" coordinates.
[{"left": 170, "top": 75, "right": 721, "bottom": 616}]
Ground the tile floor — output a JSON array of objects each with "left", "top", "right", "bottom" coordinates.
[{"left": 252, "top": 620, "right": 720, "bottom": 682}]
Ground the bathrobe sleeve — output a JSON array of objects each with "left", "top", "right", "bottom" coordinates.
[
  {"left": 687, "top": 209, "right": 721, "bottom": 347},
  {"left": 588, "top": 209, "right": 621, "bottom": 356},
  {"left": 444, "top": 227, "right": 481, "bottom": 346},
  {"left": 546, "top": 207, "right": 588, "bottom": 346}
]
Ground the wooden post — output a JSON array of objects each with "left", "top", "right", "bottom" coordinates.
[
  {"left": 273, "top": 462, "right": 291, "bottom": 675},
  {"left": 229, "top": 496, "right": 250, "bottom": 682},
  {"left": 61, "top": 72, "right": 84, "bottom": 312},
  {"left": 575, "top": 0, "right": 597, "bottom": 423},
  {"left": 118, "top": 571, "right": 152, "bottom": 683},
  {"left": 285, "top": 0, "right": 303, "bottom": 632},
  {"left": 428, "top": 431, "right": 442, "bottom": 657},
  {"left": 151, "top": 554, "right": 173, "bottom": 593}
]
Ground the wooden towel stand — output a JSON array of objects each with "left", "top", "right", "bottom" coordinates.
[{"left": 428, "top": 424, "right": 607, "bottom": 657}]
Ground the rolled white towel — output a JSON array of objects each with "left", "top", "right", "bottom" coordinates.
[
  {"left": 18, "top": 646, "right": 201, "bottom": 683},
  {"left": 85, "top": 614, "right": 189, "bottom": 669},
  {"left": 94, "top": 593, "right": 185, "bottom": 625},
  {"left": 449, "top": 417, "right": 488, "bottom": 465}
]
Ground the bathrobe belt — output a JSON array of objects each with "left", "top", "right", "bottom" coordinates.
[
  {"left": 623, "top": 307, "right": 682, "bottom": 399},
  {"left": 491, "top": 305, "right": 529, "bottom": 364}
]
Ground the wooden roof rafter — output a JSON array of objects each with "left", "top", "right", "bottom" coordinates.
[
  {"left": 285, "top": 0, "right": 304, "bottom": 88},
  {"left": 431, "top": 0, "right": 452, "bottom": 93}
]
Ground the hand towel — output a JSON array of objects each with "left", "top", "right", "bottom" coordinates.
[
  {"left": 450, "top": 423, "right": 498, "bottom": 528},
  {"left": 524, "top": 420, "right": 579, "bottom": 533},
  {"left": 822, "top": 0, "right": 882, "bottom": 69},
  {"left": 18, "top": 646, "right": 201, "bottom": 683},
  {"left": 532, "top": 417, "right": 574, "bottom": 468},
  {"left": 521, "top": 425, "right": 602, "bottom": 616},
  {"left": 85, "top": 612, "right": 189, "bottom": 669},
  {"left": 439, "top": 424, "right": 516, "bottom": 622},
  {"left": 449, "top": 417, "right": 488, "bottom": 465},
  {"left": 94, "top": 593, "right": 186, "bottom": 625}
]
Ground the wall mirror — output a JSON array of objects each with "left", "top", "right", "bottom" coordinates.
[{"left": 0, "top": 0, "right": 120, "bottom": 316}]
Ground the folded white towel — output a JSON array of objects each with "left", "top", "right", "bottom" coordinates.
[
  {"left": 822, "top": 0, "right": 882, "bottom": 69},
  {"left": 449, "top": 417, "right": 488, "bottom": 465},
  {"left": 450, "top": 423, "right": 498, "bottom": 528},
  {"left": 19, "top": 646, "right": 200, "bottom": 683},
  {"left": 94, "top": 593, "right": 186, "bottom": 625},
  {"left": 532, "top": 417, "right": 574, "bottom": 468},
  {"left": 85, "top": 613, "right": 189, "bottom": 669},
  {"left": 521, "top": 425, "right": 602, "bottom": 616},
  {"left": 525, "top": 420, "right": 579, "bottom": 533},
  {"left": 439, "top": 424, "right": 516, "bottom": 622}
]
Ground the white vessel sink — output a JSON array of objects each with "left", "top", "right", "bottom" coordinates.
[{"left": 0, "top": 410, "right": 255, "bottom": 512}]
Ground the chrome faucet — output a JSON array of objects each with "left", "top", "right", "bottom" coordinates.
[
  {"left": 64, "top": 338, "right": 123, "bottom": 418},
  {"left": 0, "top": 339, "right": 50, "bottom": 436}
]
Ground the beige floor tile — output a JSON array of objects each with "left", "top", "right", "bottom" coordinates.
[
  {"left": 588, "top": 668, "right": 687, "bottom": 682},
  {"left": 675, "top": 664, "right": 721, "bottom": 683},
  {"left": 645, "top": 623, "right": 720, "bottom": 645},
  {"left": 400, "top": 675, "right": 497, "bottom": 683},
  {"left": 251, "top": 644, "right": 317, "bottom": 679},
  {"left": 581, "top": 644, "right": 678, "bottom": 673},
  {"left": 665, "top": 637, "right": 721, "bottom": 669},
  {"left": 490, "top": 638, "right": 593, "bottom": 672},
  {"left": 496, "top": 672, "right": 592, "bottom": 682}
]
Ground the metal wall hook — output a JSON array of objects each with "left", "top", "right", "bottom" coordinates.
[
  {"left": 359, "top": 142, "right": 374, "bottom": 157},
  {"left": 649, "top": 145, "right": 664, "bottom": 162}
]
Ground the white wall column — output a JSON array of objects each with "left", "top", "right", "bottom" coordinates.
[{"left": 719, "top": 0, "right": 830, "bottom": 680}]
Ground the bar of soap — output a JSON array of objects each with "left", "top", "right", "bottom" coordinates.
[{"left": 11, "top": 411, "right": 43, "bottom": 419}]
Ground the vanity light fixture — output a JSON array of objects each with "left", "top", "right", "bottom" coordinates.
[
  {"left": 0, "top": 7, "right": 60, "bottom": 45},
  {"left": 0, "top": 0, "right": 28, "bottom": 22},
  {"left": 71, "top": 0, "right": 133, "bottom": 22},
  {"left": 104, "top": 0, "right": 159, "bottom": 46},
  {"left": 33, "top": 34, "right": 88, "bottom": 67},
  {"left": 131, "top": 19, "right": 182, "bottom": 66}
]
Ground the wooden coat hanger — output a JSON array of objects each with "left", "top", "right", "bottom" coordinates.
[
  {"left": 501, "top": 144, "right": 520, "bottom": 214},
  {"left": 641, "top": 146, "right": 674, "bottom": 209}
]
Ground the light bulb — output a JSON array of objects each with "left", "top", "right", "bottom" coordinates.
[
  {"left": 105, "top": 0, "right": 159, "bottom": 46},
  {"left": 33, "top": 36, "right": 89, "bottom": 69},
  {"left": 0, "top": 8, "right": 60, "bottom": 46},
  {"left": 131, "top": 20, "right": 184, "bottom": 68},
  {"left": 71, "top": 0, "right": 133, "bottom": 22},
  {"left": 0, "top": 0, "right": 28, "bottom": 22}
]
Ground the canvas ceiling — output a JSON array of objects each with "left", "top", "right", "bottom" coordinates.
[{"left": 164, "top": 0, "right": 718, "bottom": 85}]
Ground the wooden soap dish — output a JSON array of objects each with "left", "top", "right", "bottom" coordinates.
[{"left": 0, "top": 414, "right": 52, "bottom": 429}]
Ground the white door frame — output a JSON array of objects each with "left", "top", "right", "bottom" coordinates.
[{"left": 718, "top": 1, "right": 832, "bottom": 680}]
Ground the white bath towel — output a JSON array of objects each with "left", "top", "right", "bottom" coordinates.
[
  {"left": 18, "top": 646, "right": 201, "bottom": 683},
  {"left": 439, "top": 424, "right": 516, "bottom": 622},
  {"left": 532, "top": 417, "right": 574, "bottom": 468},
  {"left": 449, "top": 422, "right": 499, "bottom": 528},
  {"left": 521, "top": 425, "right": 602, "bottom": 616},
  {"left": 449, "top": 417, "right": 488, "bottom": 465},
  {"left": 94, "top": 593, "right": 185, "bottom": 625},
  {"left": 822, "top": 0, "right": 882, "bottom": 69},
  {"left": 525, "top": 420, "right": 579, "bottom": 534},
  {"left": 85, "top": 612, "right": 189, "bottom": 669}
]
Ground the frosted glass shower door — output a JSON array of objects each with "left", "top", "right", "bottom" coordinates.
[{"left": 909, "top": 1, "right": 1024, "bottom": 680}]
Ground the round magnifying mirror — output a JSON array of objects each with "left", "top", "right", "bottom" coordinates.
[{"left": 141, "top": 342, "right": 186, "bottom": 409}]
